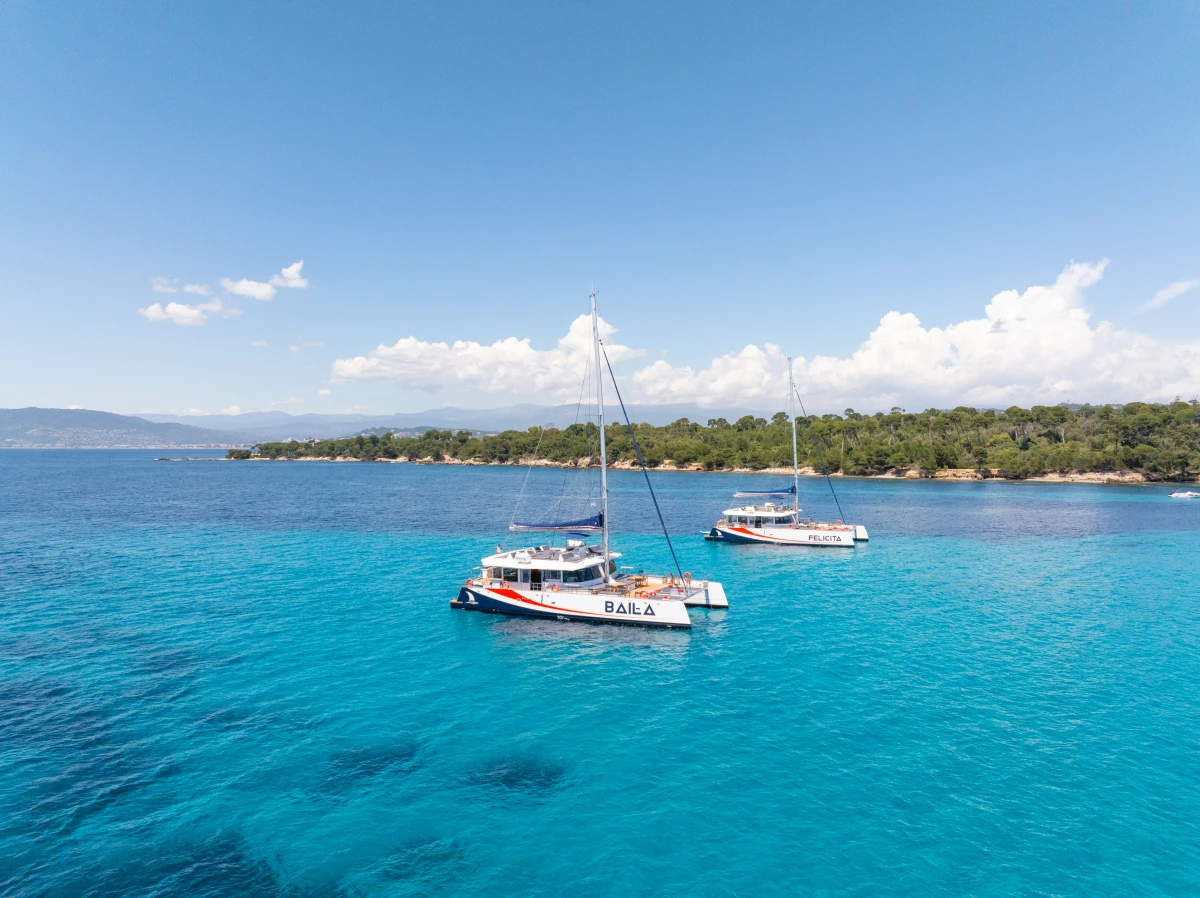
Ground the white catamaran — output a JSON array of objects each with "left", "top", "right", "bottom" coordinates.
[
  {"left": 706, "top": 358, "right": 869, "bottom": 548},
  {"left": 451, "top": 293, "right": 728, "bottom": 629}
]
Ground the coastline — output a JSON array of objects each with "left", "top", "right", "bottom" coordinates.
[{"left": 168, "top": 455, "right": 1196, "bottom": 484}]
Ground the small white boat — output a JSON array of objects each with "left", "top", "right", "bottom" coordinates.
[
  {"left": 453, "top": 542, "right": 727, "bottom": 629},
  {"left": 707, "top": 358, "right": 868, "bottom": 548},
  {"left": 707, "top": 500, "right": 868, "bottom": 546},
  {"left": 452, "top": 293, "right": 727, "bottom": 629},
  {"left": 1169, "top": 489, "right": 1200, "bottom": 499}
]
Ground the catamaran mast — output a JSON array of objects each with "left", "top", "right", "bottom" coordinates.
[
  {"left": 591, "top": 292, "right": 610, "bottom": 579},
  {"left": 789, "top": 357, "right": 799, "bottom": 514}
]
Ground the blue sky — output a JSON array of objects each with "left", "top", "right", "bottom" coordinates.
[{"left": 2, "top": 2, "right": 1198, "bottom": 415}]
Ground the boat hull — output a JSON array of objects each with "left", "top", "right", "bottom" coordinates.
[
  {"left": 706, "top": 524, "right": 861, "bottom": 547},
  {"left": 451, "top": 585, "right": 693, "bottom": 628}
]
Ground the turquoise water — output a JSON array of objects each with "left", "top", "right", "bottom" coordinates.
[{"left": 2, "top": 451, "right": 1199, "bottom": 896}]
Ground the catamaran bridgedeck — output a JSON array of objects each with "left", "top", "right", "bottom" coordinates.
[
  {"left": 707, "top": 358, "right": 869, "bottom": 548},
  {"left": 452, "top": 292, "right": 728, "bottom": 629},
  {"left": 452, "top": 542, "right": 727, "bottom": 629}
]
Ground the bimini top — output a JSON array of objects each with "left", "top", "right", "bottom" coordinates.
[
  {"left": 721, "top": 502, "right": 801, "bottom": 519},
  {"left": 479, "top": 543, "right": 622, "bottom": 571},
  {"left": 733, "top": 485, "right": 796, "bottom": 498},
  {"left": 509, "top": 512, "right": 603, "bottom": 532}
]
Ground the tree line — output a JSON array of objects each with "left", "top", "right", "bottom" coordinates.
[{"left": 230, "top": 401, "right": 1200, "bottom": 480}]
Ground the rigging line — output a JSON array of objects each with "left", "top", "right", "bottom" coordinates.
[
  {"left": 601, "top": 344, "right": 685, "bottom": 581},
  {"left": 545, "top": 353, "right": 595, "bottom": 519},
  {"left": 508, "top": 415, "right": 550, "bottom": 532},
  {"left": 793, "top": 383, "right": 847, "bottom": 523}
]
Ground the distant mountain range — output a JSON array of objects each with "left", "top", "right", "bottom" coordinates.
[
  {"left": 0, "top": 408, "right": 250, "bottom": 448},
  {"left": 141, "top": 403, "right": 757, "bottom": 441},
  {"left": 2, "top": 404, "right": 760, "bottom": 448}
]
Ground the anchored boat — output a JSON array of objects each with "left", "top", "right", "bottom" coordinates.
[
  {"left": 452, "top": 293, "right": 728, "bottom": 629},
  {"left": 707, "top": 358, "right": 869, "bottom": 547}
]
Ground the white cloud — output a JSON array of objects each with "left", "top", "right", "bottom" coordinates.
[
  {"left": 269, "top": 260, "right": 308, "bottom": 289},
  {"left": 289, "top": 340, "right": 323, "bottom": 353},
  {"left": 219, "top": 406, "right": 244, "bottom": 415},
  {"left": 221, "top": 277, "right": 276, "bottom": 302},
  {"left": 183, "top": 283, "right": 212, "bottom": 296},
  {"left": 67, "top": 404, "right": 83, "bottom": 409},
  {"left": 330, "top": 264, "right": 1200, "bottom": 410},
  {"left": 151, "top": 277, "right": 178, "bottom": 293},
  {"left": 1142, "top": 278, "right": 1199, "bottom": 312},
  {"left": 138, "top": 296, "right": 241, "bottom": 327},
  {"left": 317, "top": 388, "right": 331, "bottom": 396},
  {"left": 635, "top": 260, "right": 1200, "bottom": 409},
  {"left": 250, "top": 339, "right": 268, "bottom": 347},
  {"left": 332, "top": 314, "right": 640, "bottom": 397}
]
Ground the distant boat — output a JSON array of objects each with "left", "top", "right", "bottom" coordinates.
[
  {"left": 706, "top": 358, "right": 868, "bottom": 547},
  {"left": 451, "top": 293, "right": 728, "bottom": 629},
  {"left": 1168, "top": 489, "right": 1200, "bottom": 499}
]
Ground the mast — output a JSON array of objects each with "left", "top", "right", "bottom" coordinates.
[
  {"left": 591, "top": 291, "right": 610, "bottom": 579},
  {"left": 789, "top": 357, "right": 799, "bottom": 514}
]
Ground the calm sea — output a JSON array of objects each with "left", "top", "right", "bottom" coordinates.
[{"left": 2, "top": 450, "right": 1199, "bottom": 896}]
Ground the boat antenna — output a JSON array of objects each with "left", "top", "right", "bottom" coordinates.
[
  {"left": 601, "top": 344, "right": 685, "bottom": 582},
  {"left": 792, "top": 378, "right": 846, "bottom": 523},
  {"left": 789, "top": 357, "right": 799, "bottom": 514},
  {"left": 591, "top": 291, "right": 610, "bottom": 580}
]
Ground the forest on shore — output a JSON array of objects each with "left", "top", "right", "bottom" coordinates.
[{"left": 231, "top": 401, "right": 1200, "bottom": 480}]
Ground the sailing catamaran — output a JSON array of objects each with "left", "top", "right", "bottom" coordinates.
[
  {"left": 451, "top": 293, "right": 728, "bottom": 629},
  {"left": 706, "top": 358, "right": 869, "bottom": 547}
]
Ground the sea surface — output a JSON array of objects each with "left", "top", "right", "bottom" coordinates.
[{"left": 2, "top": 450, "right": 1199, "bottom": 897}]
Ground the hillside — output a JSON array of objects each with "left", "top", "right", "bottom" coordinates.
[
  {"left": 0, "top": 408, "right": 250, "bottom": 448},
  {"left": 243, "top": 401, "right": 1200, "bottom": 480}
]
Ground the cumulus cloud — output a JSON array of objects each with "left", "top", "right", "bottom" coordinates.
[
  {"left": 635, "top": 260, "right": 1200, "bottom": 409},
  {"left": 183, "top": 283, "right": 212, "bottom": 296},
  {"left": 250, "top": 339, "right": 268, "bottom": 347},
  {"left": 138, "top": 296, "right": 240, "bottom": 327},
  {"left": 269, "top": 260, "right": 308, "bottom": 289},
  {"left": 1142, "top": 278, "right": 1199, "bottom": 311},
  {"left": 220, "top": 277, "right": 276, "bottom": 301},
  {"left": 329, "top": 263, "right": 1200, "bottom": 410},
  {"left": 317, "top": 388, "right": 331, "bottom": 396},
  {"left": 331, "top": 314, "right": 641, "bottom": 397},
  {"left": 151, "top": 277, "right": 178, "bottom": 293}
]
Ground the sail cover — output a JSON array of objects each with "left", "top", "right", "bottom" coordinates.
[
  {"left": 510, "top": 513, "right": 603, "bottom": 532},
  {"left": 733, "top": 485, "right": 796, "bottom": 498}
]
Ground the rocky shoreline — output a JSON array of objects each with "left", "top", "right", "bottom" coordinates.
[{"left": 190, "top": 455, "right": 1196, "bottom": 484}]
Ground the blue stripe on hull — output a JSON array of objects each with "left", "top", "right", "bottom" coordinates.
[
  {"left": 450, "top": 588, "right": 689, "bottom": 629},
  {"left": 705, "top": 527, "right": 763, "bottom": 544}
]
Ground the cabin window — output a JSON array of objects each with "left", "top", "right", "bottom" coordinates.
[
  {"left": 502, "top": 568, "right": 518, "bottom": 581},
  {"left": 544, "top": 569, "right": 562, "bottom": 581},
  {"left": 608, "top": 560, "right": 616, "bottom": 574},
  {"left": 519, "top": 569, "right": 530, "bottom": 583},
  {"left": 586, "top": 565, "right": 603, "bottom": 581},
  {"left": 562, "top": 568, "right": 583, "bottom": 584}
]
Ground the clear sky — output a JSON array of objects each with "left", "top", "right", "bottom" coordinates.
[{"left": 2, "top": 1, "right": 1198, "bottom": 416}]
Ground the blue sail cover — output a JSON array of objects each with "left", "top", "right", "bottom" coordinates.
[
  {"left": 733, "top": 485, "right": 796, "bottom": 498},
  {"left": 510, "top": 512, "right": 603, "bottom": 532}
]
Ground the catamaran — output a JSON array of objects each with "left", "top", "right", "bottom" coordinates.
[
  {"left": 706, "top": 358, "right": 869, "bottom": 547},
  {"left": 451, "top": 294, "right": 728, "bottom": 629}
]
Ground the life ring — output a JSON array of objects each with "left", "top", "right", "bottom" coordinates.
[
  {"left": 465, "top": 578, "right": 474, "bottom": 587},
  {"left": 683, "top": 572, "right": 692, "bottom": 583},
  {"left": 548, "top": 583, "right": 560, "bottom": 592},
  {"left": 501, "top": 580, "right": 510, "bottom": 589}
]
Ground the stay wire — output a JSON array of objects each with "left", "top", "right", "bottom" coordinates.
[
  {"left": 793, "top": 383, "right": 847, "bottom": 523},
  {"left": 601, "top": 345, "right": 684, "bottom": 581}
]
